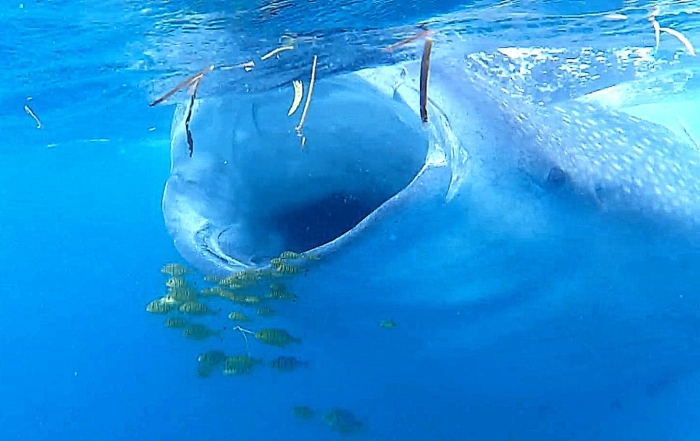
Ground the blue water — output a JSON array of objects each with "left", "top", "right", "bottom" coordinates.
[{"left": 3, "top": 0, "right": 700, "bottom": 440}]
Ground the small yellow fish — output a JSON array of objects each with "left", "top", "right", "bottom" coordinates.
[
  {"left": 165, "top": 277, "right": 187, "bottom": 288},
  {"left": 146, "top": 298, "right": 176, "bottom": 314},
  {"left": 292, "top": 406, "right": 315, "bottom": 420},
  {"left": 256, "top": 307, "right": 276, "bottom": 317},
  {"left": 223, "top": 355, "right": 262, "bottom": 375},
  {"left": 219, "top": 276, "right": 244, "bottom": 289},
  {"left": 266, "top": 289, "right": 297, "bottom": 301},
  {"left": 269, "top": 356, "right": 308, "bottom": 372},
  {"left": 164, "top": 316, "right": 189, "bottom": 328},
  {"left": 242, "top": 295, "right": 262, "bottom": 305},
  {"left": 323, "top": 408, "right": 364, "bottom": 435},
  {"left": 280, "top": 251, "right": 302, "bottom": 259},
  {"left": 273, "top": 262, "right": 305, "bottom": 275},
  {"left": 161, "top": 263, "right": 188, "bottom": 276},
  {"left": 200, "top": 287, "right": 226, "bottom": 296},
  {"left": 234, "top": 269, "right": 259, "bottom": 284},
  {"left": 198, "top": 350, "right": 227, "bottom": 366},
  {"left": 379, "top": 319, "right": 397, "bottom": 329},
  {"left": 255, "top": 328, "right": 301, "bottom": 347},
  {"left": 166, "top": 286, "right": 197, "bottom": 303},
  {"left": 228, "top": 311, "right": 250, "bottom": 322},
  {"left": 179, "top": 301, "right": 214, "bottom": 315},
  {"left": 183, "top": 324, "right": 220, "bottom": 340}
]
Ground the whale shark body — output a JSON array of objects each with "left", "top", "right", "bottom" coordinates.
[{"left": 161, "top": 48, "right": 700, "bottom": 438}]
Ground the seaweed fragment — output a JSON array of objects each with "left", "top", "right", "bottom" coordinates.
[{"left": 419, "top": 38, "right": 433, "bottom": 124}]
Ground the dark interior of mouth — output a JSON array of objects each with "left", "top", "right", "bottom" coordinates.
[{"left": 212, "top": 76, "right": 432, "bottom": 264}]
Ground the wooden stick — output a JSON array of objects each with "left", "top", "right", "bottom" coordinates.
[
  {"left": 419, "top": 38, "right": 433, "bottom": 123},
  {"left": 384, "top": 29, "right": 432, "bottom": 52},
  {"left": 149, "top": 65, "right": 214, "bottom": 107}
]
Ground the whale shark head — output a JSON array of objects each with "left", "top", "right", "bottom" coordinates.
[
  {"left": 162, "top": 65, "right": 470, "bottom": 278},
  {"left": 163, "top": 49, "right": 700, "bottom": 278},
  {"left": 161, "top": 50, "right": 700, "bottom": 413}
]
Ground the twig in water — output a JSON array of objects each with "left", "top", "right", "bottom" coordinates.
[
  {"left": 184, "top": 76, "right": 203, "bottom": 157},
  {"left": 233, "top": 326, "right": 255, "bottom": 356},
  {"left": 384, "top": 29, "right": 433, "bottom": 52},
  {"left": 419, "top": 38, "right": 433, "bottom": 124},
  {"left": 261, "top": 45, "right": 294, "bottom": 61},
  {"left": 288, "top": 80, "right": 303, "bottom": 116},
  {"left": 679, "top": 118, "right": 700, "bottom": 149},
  {"left": 659, "top": 26, "right": 696, "bottom": 55},
  {"left": 149, "top": 65, "right": 214, "bottom": 107},
  {"left": 295, "top": 55, "right": 318, "bottom": 147},
  {"left": 24, "top": 98, "right": 42, "bottom": 128},
  {"left": 238, "top": 61, "right": 255, "bottom": 72}
]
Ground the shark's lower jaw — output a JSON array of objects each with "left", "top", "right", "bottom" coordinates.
[{"left": 163, "top": 73, "right": 450, "bottom": 276}]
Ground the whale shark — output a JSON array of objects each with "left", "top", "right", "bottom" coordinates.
[{"left": 160, "top": 46, "right": 700, "bottom": 437}]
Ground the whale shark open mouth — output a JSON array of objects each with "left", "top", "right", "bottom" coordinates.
[{"left": 162, "top": 71, "right": 458, "bottom": 275}]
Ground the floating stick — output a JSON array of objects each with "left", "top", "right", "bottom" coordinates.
[
  {"left": 651, "top": 18, "right": 661, "bottom": 50},
  {"left": 238, "top": 61, "right": 255, "bottom": 72},
  {"left": 24, "top": 99, "right": 42, "bottom": 129},
  {"left": 384, "top": 29, "right": 433, "bottom": 52},
  {"left": 261, "top": 45, "right": 294, "bottom": 61},
  {"left": 183, "top": 76, "right": 202, "bottom": 157},
  {"left": 149, "top": 65, "right": 214, "bottom": 107},
  {"left": 659, "top": 26, "right": 696, "bottom": 56},
  {"left": 419, "top": 38, "right": 433, "bottom": 124},
  {"left": 288, "top": 80, "right": 303, "bottom": 116},
  {"left": 679, "top": 118, "right": 700, "bottom": 149},
  {"left": 233, "top": 325, "right": 255, "bottom": 356},
  {"left": 295, "top": 55, "right": 318, "bottom": 141},
  {"left": 603, "top": 13, "right": 627, "bottom": 21}
]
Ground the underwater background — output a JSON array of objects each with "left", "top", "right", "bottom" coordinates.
[{"left": 3, "top": 0, "right": 700, "bottom": 440}]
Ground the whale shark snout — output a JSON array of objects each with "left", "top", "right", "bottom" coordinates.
[{"left": 161, "top": 52, "right": 700, "bottom": 408}]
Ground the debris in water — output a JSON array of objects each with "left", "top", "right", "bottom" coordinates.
[
  {"left": 24, "top": 97, "right": 42, "bottom": 129},
  {"left": 288, "top": 80, "right": 303, "bottom": 116},
  {"left": 384, "top": 29, "right": 432, "bottom": 52},
  {"left": 679, "top": 118, "right": 700, "bottom": 149},
  {"left": 419, "top": 38, "right": 433, "bottom": 123},
  {"left": 603, "top": 13, "right": 627, "bottom": 21},
  {"left": 658, "top": 26, "right": 696, "bottom": 55},
  {"left": 149, "top": 65, "right": 213, "bottom": 107},
  {"left": 184, "top": 75, "right": 202, "bottom": 157},
  {"left": 238, "top": 61, "right": 255, "bottom": 72},
  {"left": 261, "top": 45, "right": 294, "bottom": 61},
  {"left": 295, "top": 55, "right": 318, "bottom": 146}
]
